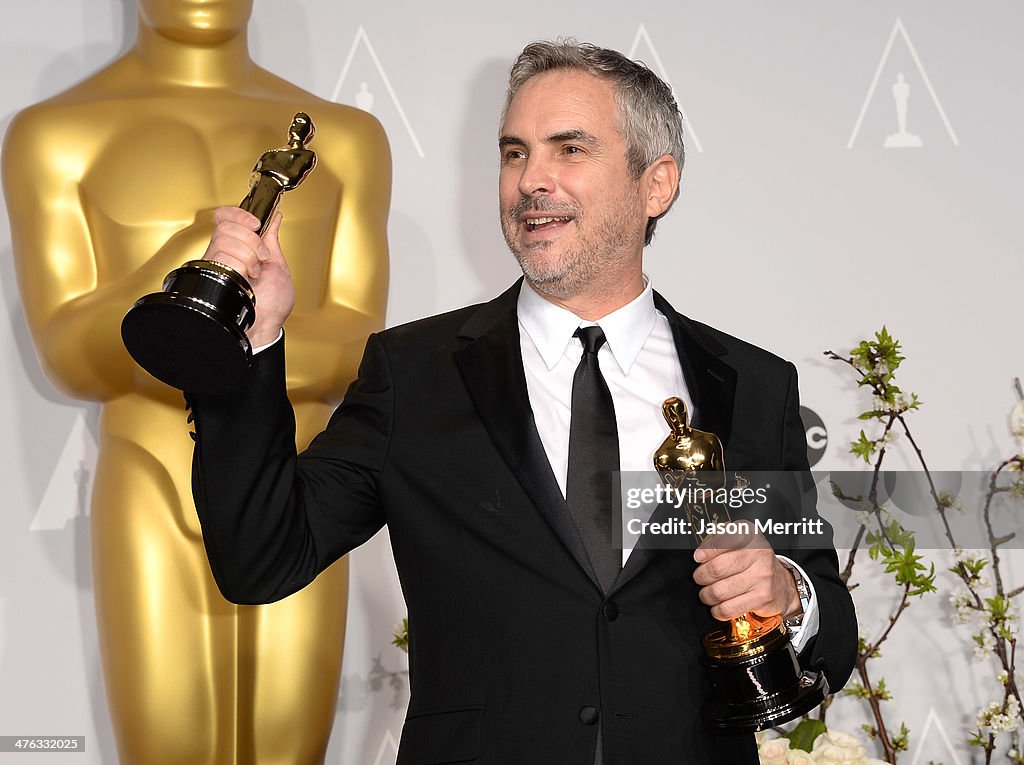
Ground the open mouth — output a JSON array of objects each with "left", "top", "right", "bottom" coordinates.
[{"left": 524, "top": 215, "right": 573, "bottom": 232}]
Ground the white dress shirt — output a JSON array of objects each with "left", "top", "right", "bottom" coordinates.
[{"left": 516, "top": 278, "right": 817, "bottom": 650}]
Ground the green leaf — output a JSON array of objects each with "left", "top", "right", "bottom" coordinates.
[
  {"left": 986, "top": 595, "right": 1009, "bottom": 619},
  {"left": 883, "top": 519, "right": 916, "bottom": 550},
  {"left": 851, "top": 430, "right": 877, "bottom": 463},
  {"left": 881, "top": 544, "right": 936, "bottom": 595},
  {"left": 782, "top": 718, "right": 828, "bottom": 752},
  {"left": 859, "top": 410, "right": 886, "bottom": 421}
]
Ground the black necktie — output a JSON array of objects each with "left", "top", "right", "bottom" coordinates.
[{"left": 566, "top": 326, "right": 621, "bottom": 594}]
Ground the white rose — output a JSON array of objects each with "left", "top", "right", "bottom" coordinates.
[
  {"left": 811, "top": 746, "right": 846, "bottom": 764},
  {"left": 758, "top": 736, "right": 791, "bottom": 765},
  {"left": 786, "top": 749, "right": 815, "bottom": 765},
  {"left": 755, "top": 729, "right": 772, "bottom": 747},
  {"left": 811, "top": 730, "right": 866, "bottom": 762}
]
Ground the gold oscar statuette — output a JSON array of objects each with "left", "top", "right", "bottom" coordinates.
[
  {"left": 654, "top": 396, "right": 828, "bottom": 731},
  {"left": 4, "top": 4, "right": 390, "bottom": 758},
  {"left": 121, "top": 112, "right": 318, "bottom": 394}
]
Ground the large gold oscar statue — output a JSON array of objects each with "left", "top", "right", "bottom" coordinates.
[{"left": 2, "top": 1, "right": 390, "bottom": 762}]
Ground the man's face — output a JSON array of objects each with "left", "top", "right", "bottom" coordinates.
[{"left": 499, "top": 70, "right": 648, "bottom": 299}]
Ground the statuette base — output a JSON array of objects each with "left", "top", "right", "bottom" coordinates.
[
  {"left": 121, "top": 260, "right": 254, "bottom": 394},
  {"left": 702, "top": 622, "right": 828, "bottom": 732}
]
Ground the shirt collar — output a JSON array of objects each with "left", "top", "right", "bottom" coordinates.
[{"left": 517, "top": 277, "right": 658, "bottom": 375}]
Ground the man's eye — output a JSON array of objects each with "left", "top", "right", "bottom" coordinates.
[
  {"left": 564, "top": 145, "right": 582, "bottom": 154},
  {"left": 503, "top": 150, "right": 525, "bottom": 161}
]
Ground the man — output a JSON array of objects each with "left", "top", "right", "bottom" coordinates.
[{"left": 190, "top": 41, "right": 856, "bottom": 764}]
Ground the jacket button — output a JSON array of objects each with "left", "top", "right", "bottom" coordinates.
[
  {"left": 578, "top": 706, "right": 599, "bottom": 725},
  {"left": 603, "top": 602, "right": 619, "bottom": 622}
]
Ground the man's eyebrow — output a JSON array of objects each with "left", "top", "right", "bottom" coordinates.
[
  {"left": 498, "top": 130, "right": 600, "bottom": 149},
  {"left": 547, "top": 129, "right": 598, "bottom": 145}
]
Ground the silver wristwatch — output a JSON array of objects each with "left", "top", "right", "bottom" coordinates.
[{"left": 780, "top": 560, "right": 811, "bottom": 630}]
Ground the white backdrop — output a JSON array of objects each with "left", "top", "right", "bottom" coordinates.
[{"left": 1, "top": 1, "right": 1021, "bottom": 763}]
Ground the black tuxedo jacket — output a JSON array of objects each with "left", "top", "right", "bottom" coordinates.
[{"left": 190, "top": 281, "right": 856, "bottom": 765}]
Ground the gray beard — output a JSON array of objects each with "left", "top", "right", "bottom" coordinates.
[
  {"left": 510, "top": 239, "right": 602, "bottom": 298},
  {"left": 501, "top": 212, "right": 641, "bottom": 300}
]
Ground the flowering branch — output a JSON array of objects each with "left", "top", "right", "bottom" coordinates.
[
  {"left": 822, "top": 330, "right": 1024, "bottom": 765},
  {"left": 825, "top": 327, "right": 933, "bottom": 764},
  {"left": 952, "top": 455, "right": 1024, "bottom": 763}
]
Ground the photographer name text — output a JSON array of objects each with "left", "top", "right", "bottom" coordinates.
[{"left": 626, "top": 517, "right": 826, "bottom": 537}]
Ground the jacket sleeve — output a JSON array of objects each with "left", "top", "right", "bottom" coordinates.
[
  {"left": 189, "top": 333, "right": 392, "bottom": 604},
  {"left": 779, "top": 361, "right": 858, "bottom": 694}
]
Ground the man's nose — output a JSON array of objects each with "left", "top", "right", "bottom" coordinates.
[{"left": 517, "top": 153, "right": 555, "bottom": 196}]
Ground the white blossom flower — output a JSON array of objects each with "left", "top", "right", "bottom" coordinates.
[
  {"left": 999, "top": 670, "right": 1010, "bottom": 685},
  {"left": 976, "top": 698, "right": 1020, "bottom": 732},
  {"left": 991, "top": 712, "right": 1018, "bottom": 733},
  {"left": 786, "top": 749, "right": 814, "bottom": 765},
  {"left": 974, "top": 630, "right": 997, "bottom": 659},
  {"left": 953, "top": 548, "right": 984, "bottom": 566},
  {"left": 1003, "top": 697, "right": 1022, "bottom": 731},
  {"left": 1010, "top": 401, "right": 1024, "bottom": 446},
  {"left": 949, "top": 589, "right": 973, "bottom": 624}
]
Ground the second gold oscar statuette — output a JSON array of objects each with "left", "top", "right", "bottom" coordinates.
[{"left": 653, "top": 396, "right": 828, "bottom": 731}]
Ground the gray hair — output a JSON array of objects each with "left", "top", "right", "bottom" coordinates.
[{"left": 504, "top": 39, "right": 685, "bottom": 244}]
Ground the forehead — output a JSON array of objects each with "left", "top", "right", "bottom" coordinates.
[{"left": 501, "top": 69, "right": 621, "bottom": 142}]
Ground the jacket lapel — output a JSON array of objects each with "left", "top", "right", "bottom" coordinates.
[
  {"left": 654, "top": 291, "right": 737, "bottom": 446},
  {"left": 614, "top": 292, "right": 738, "bottom": 592},
  {"left": 453, "top": 282, "right": 601, "bottom": 591}
]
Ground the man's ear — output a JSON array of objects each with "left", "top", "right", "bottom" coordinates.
[{"left": 642, "top": 155, "right": 680, "bottom": 219}]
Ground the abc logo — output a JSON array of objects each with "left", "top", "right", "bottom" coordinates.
[{"left": 800, "top": 406, "right": 827, "bottom": 467}]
